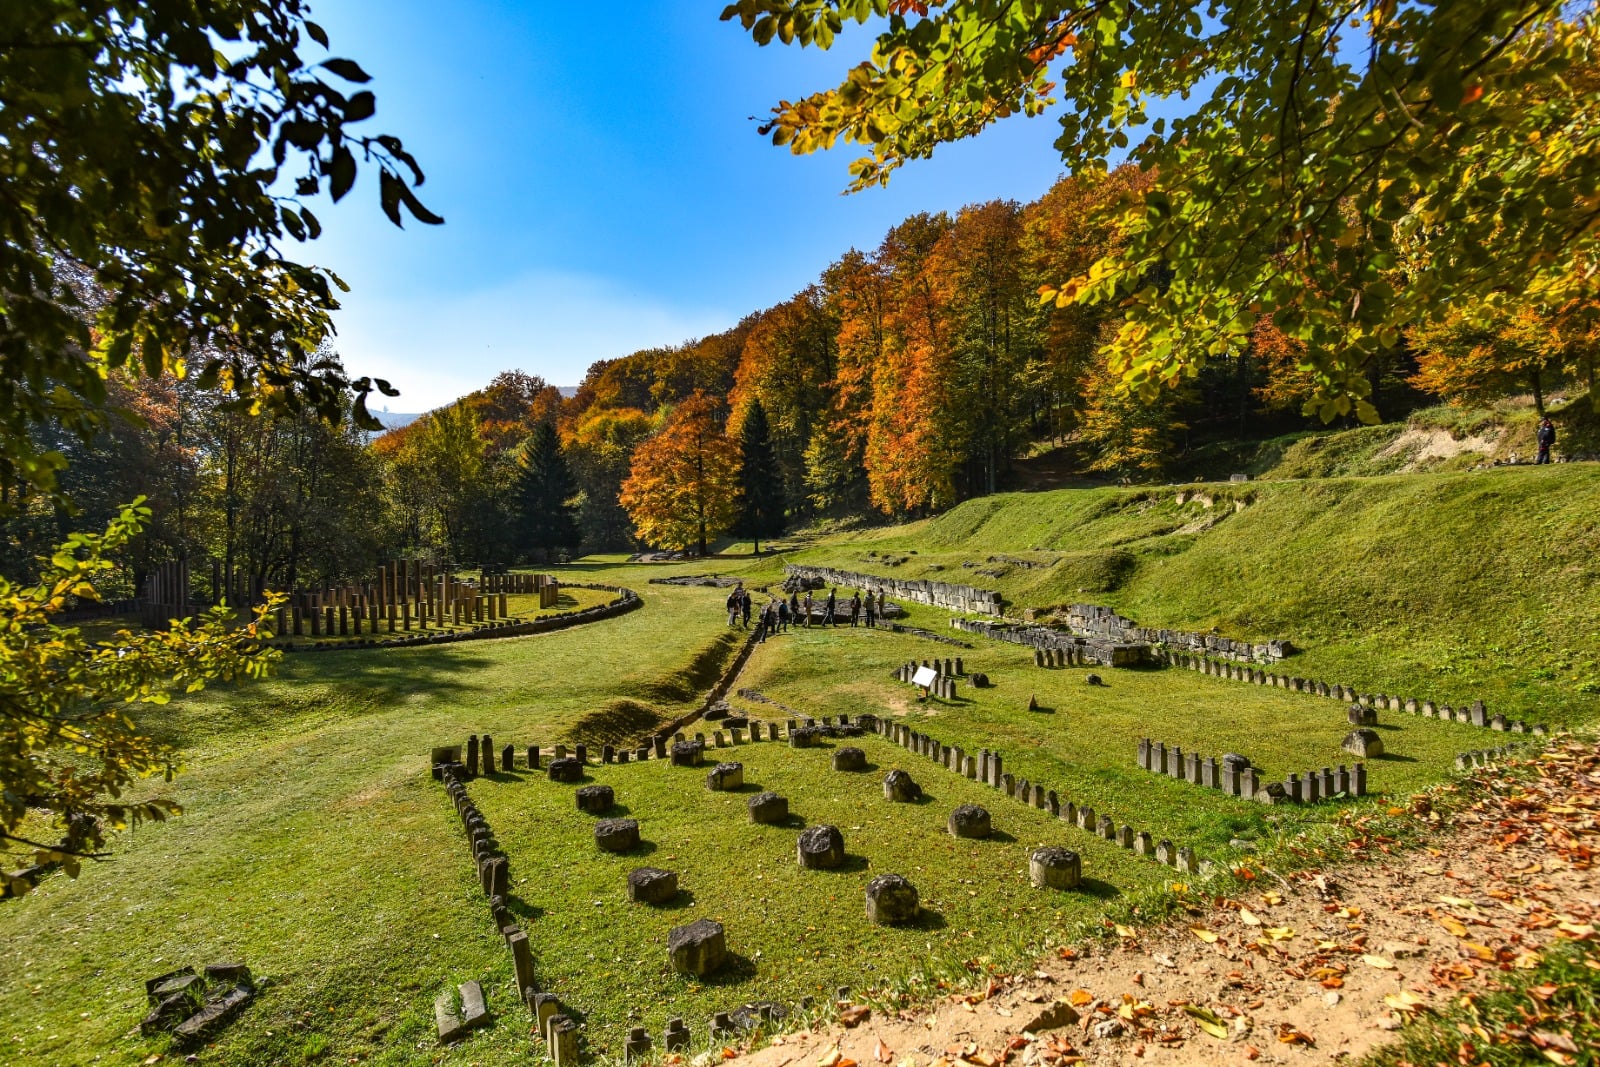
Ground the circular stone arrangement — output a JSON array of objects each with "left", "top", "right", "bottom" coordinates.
[
  {"left": 796, "top": 824, "right": 846, "bottom": 869},
  {"left": 882, "top": 769, "right": 922, "bottom": 803},
  {"left": 831, "top": 747, "right": 867, "bottom": 772},
  {"left": 947, "top": 804, "right": 992, "bottom": 839},
  {"left": 1028, "top": 847, "right": 1082, "bottom": 889},
  {"left": 667, "top": 918, "right": 727, "bottom": 976},
  {"left": 594, "top": 817, "right": 641, "bottom": 852},
  {"left": 748, "top": 791, "right": 788, "bottom": 824},
  {"left": 627, "top": 866, "right": 679, "bottom": 904},
  {"left": 706, "top": 761, "right": 744, "bottom": 790},
  {"left": 864, "top": 874, "right": 920, "bottom": 925},
  {"left": 547, "top": 757, "right": 583, "bottom": 783},
  {"left": 575, "top": 784, "right": 614, "bottom": 813}
]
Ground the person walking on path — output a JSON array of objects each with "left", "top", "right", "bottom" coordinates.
[
  {"left": 825, "top": 588, "right": 837, "bottom": 627},
  {"left": 864, "top": 594, "right": 876, "bottom": 629},
  {"left": 788, "top": 591, "right": 801, "bottom": 625},
  {"left": 803, "top": 590, "right": 813, "bottom": 628},
  {"left": 849, "top": 592, "right": 862, "bottom": 627},
  {"left": 777, "top": 598, "right": 790, "bottom": 632},
  {"left": 726, "top": 587, "right": 741, "bottom": 627},
  {"left": 740, "top": 588, "right": 752, "bottom": 627},
  {"left": 1537, "top": 417, "right": 1557, "bottom": 464},
  {"left": 877, "top": 591, "right": 886, "bottom": 619},
  {"left": 754, "top": 601, "right": 769, "bottom": 643}
]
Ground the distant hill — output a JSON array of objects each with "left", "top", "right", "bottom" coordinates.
[{"left": 372, "top": 411, "right": 423, "bottom": 431}]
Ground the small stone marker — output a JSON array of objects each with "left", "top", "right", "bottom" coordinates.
[
  {"left": 547, "top": 757, "right": 583, "bottom": 783},
  {"left": 748, "top": 791, "right": 788, "bottom": 824},
  {"left": 627, "top": 867, "right": 679, "bottom": 904},
  {"left": 667, "top": 918, "right": 728, "bottom": 976},
  {"left": 883, "top": 769, "right": 922, "bottom": 802},
  {"left": 549, "top": 1015, "right": 579, "bottom": 1067},
  {"left": 864, "top": 873, "right": 920, "bottom": 924},
  {"left": 797, "top": 824, "right": 846, "bottom": 869},
  {"left": 663, "top": 1017, "right": 691, "bottom": 1052},
  {"left": 947, "top": 804, "right": 991, "bottom": 839},
  {"left": 435, "top": 989, "right": 466, "bottom": 1044},
  {"left": 576, "top": 784, "right": 614, "bottom": 813},
  {"left": 625, "top": 1026, "right": 653, "bottom": 1064},
  {"left": 1085, "top": 673, "right": 1103, "bottom": 686},
  {"left": 459, "top": 980, "right": 489, "bottom": 1032},
  {"left": 595, "top": 817, "right": 641, "bottom": 852},
  {"left": 832, "top": 747, "right": 867, "bottom": 771},
  {"left": 670, "top": 741, "right": 704, "bottom": 766},
  {"left": 1342, "top": 728, "right": 1384, "bottom": 758},
  {"left": 706, "top": 761, "right": 744, "bottom": 790},
  {"left": 1029, "top": 847, "right": 1082, "bottom": 889}
]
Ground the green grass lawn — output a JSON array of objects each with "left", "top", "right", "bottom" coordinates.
[
  {"left": 470, "top": 729, "right": 1158, "bottom": 1059},
  {"left": 726, "top": 613, "right": 1505, "bottom": 856}
]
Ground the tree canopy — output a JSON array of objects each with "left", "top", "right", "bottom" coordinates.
[
  {"left": 619, "top": 394, "right": 739, "bottom": 556},
  {"left": 722, "top": 0, "right": 1600, "bottom": 423},
  {"left": 1, "top": 0, "right": 441, "bottom": 507}
]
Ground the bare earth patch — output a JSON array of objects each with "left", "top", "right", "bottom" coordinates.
[
  {"left": 1378, "top": 428, "right": 1500, "bottom": 470},
  {"left": 724, "top": 741, "right": 1598, "bottom": 1067}
]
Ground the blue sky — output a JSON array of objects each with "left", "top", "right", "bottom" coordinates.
[{"left": 304, "top": 1, "right": 1078, "bottom": 410}]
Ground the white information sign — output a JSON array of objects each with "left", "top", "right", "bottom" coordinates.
[{"left": 912, "top": 665, "right": 939, "bottom": 689}]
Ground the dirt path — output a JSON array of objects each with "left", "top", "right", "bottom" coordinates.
[{"left": 724, "top": 741, "right": 1598, "bottom": 1067}]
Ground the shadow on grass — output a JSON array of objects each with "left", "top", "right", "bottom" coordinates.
[
  {"left": 653, "top": 889, "right": 699, "bottom": 911},
  {"left": 507, "top": 895, "right": 546, "bottom": 922},
  {"left": 1027, "top": 705, "right": 1057, "bottom": 715},
  {"left": 589, "top": 803, "right": 634, "bottom": 817},
  {"left": 1373, "top": 753, "right": 1420, "bottom": 762},
  {"left": 700, "top": 951, "right": 760, "bottom": 987},
  {"left": 907, "top": 908, "right": 947, "bottom": 931},
  {"left": 982, "top": 829, "right": 1020, "bottom": 843},
  {"left": 1074, "top": 877, "right": 1122, "bottom": 901}
]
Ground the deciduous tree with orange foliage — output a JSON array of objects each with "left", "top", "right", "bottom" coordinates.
[{"left": 619, "top": 393, "right": 739, "bottom": 557}]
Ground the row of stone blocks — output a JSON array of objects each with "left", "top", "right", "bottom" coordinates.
[
  {"left": 1456, "top": 745, "right": 1523, "bottom": 771},
  {"left": 432, "top": 714, "right": 873, "bottom": 783},
  {"left": 873, "top": 718, "right": 1202, "bottom": 874},
  {"left": 1165, "top": 650, "right": 1550, "bottom": 736},
  {"left": 289, "top": 588, "right": 639, "bottom": 654},
  {"left": 946, "top": 616, "right": 1149, "bottom": 668},
  {"left": 1033, "top": 645, "right": 1088, "bottom": 668},
  {"left": 896, "top": 655, "right": 966, "bottom": 677},
  {"left": 1136, "top": 739, "right": 1369, "bottom": 804},
  {"left": 438, "top": 765, "right": 577, "bottom": 1053}
]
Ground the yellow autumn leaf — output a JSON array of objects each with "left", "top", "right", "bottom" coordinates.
[
  {"left": 1363, "top": 955, "right": 1396, "bottom": 969},
  {"left": 1184, "top": 1005, "right": 1229, "bottom": 1039},
  {"left": 1239, "top": 908, "right": 1262, "bottom": 926},
  {"left": 819, "top": 1049, "right": 843, "bottom": 1067},
  {"left": 1261, "top": 891, "right": 1283, "bottom": 906},
  {"left": 1114, "top": 924, "right": 1135, "bottom": 938},
  {"left": 1462, "top": 942, "right": 1497, "bottom": 961},
  {"left": 1266, "top": 927, "right": 1295, "bottom": 941},
  {"left": 1190, "top": 925, "right": 1219, "bottom": 943},
  {"left": 1438, "top": 895, "right": 1476, "bottom": 908},
  {"left": 1439, "top": 916, "right": 1469, "bottom": 937},
  {"left": 1069, "top": 989, "right": 1094, "bottom": 1007}
]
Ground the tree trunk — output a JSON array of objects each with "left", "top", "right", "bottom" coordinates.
[{"left": 1532, "top": 367, "right": 1545, "bottom": 416}]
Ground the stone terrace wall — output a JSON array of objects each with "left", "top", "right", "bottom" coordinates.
[
  {"left": 784, "top": 565, "right": 1003, "bottom": 616},
  {"left": 1068, "top": 603, "right": 1292, "bottom": 664},
  {"left": 948, "top": 616, "right": 1150, "bottom": 667}
]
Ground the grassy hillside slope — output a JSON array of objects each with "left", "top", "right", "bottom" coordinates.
[{"left": 772, "top": 465, "right": 1600, "bottom": 726}]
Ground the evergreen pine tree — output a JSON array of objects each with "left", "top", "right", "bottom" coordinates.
[
  {"left": 514, "top": 422, "right": 582, "bottom": 562},
  {"left": 732, "top": 399, "right": 786, "bottom": 555}
]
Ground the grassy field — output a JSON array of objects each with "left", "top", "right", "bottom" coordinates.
[
  {"left": 5, "top": 466, "right": 1598, "bottom": 1066},
  {"left": 725, "top": 614, "right": 1505, "bottom": 855},
  {"left": 753, "top": 466, "right": 1600, "bottom": 728}
]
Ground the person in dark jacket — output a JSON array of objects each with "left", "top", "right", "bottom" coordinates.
[
  {"left": 825, "top": 588, "right": 837, "bottom": 627},
  {"left": 1536, "top": 417, "right": 1556, "bottom": 464}
]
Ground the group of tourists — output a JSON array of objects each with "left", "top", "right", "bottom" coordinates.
[{"left": 723, "top": 583, "right": 889, "bottom": 642}]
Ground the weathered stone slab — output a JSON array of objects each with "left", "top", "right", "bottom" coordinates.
[
  {"left": 864, "top": 873, "right": 920, "bottom": 924},
  {"left": 1029, "top": 847, "right": 1081, "bottom": 889},
  {"left": 668, "top": 919, "right": 728, "bottom": 976},
  {"left": 797, "top": 825, "right": 846, "bottom": 868},
  {"left": 948, "top": 804, "right": 991, "bottom": 839},
  {"left": 627, "top": 867, "right": 679, "bottom": 904}
]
